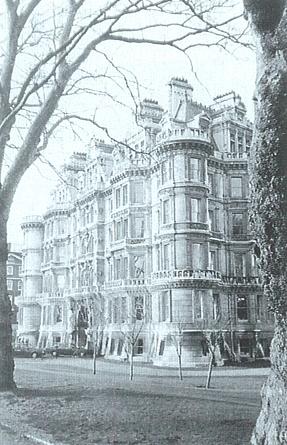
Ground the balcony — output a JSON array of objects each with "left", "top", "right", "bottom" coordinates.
[
  {"left": 151, "top": 269, "right": 222, "bottom": 283},
  {"left": 103, "top": 278, "right": 150, "bottom": 290},
  {"left": 150, "top": 270, "right": 262, "bottom": 287},
  {"left": 222, "top": 276, "right": 262, "bottom": 286},
  {"left": 214, "top": 151, "right": 248, "bottom": 161},
  {"left": 156, "top": 127, "right": 211, "bottom": 144},
  {"left": 64, "top": 286, "right": 98, "bottom": 298}
]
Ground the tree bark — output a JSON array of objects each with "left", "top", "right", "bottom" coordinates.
[
  {"left": 0, "top": 210, "right": 15, "bottom": 390},
  {"left": 244, "top": 2, "right": 287, "bottom": 442}
]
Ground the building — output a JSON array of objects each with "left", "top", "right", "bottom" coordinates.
[
  {"left": 17, "top": 78, "right": 274, "bottom": 365},
  {"left": 7, "top": 244, "right": 22, "bottom": 344}
]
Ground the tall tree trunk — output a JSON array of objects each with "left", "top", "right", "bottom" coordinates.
[
  {"left": 0, "top": 211, "right": 15, "bottom": 390},
  {"left": 244, "top": 2, "right": 287, "bottom": 442}
]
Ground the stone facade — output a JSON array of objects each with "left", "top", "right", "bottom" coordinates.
[{"left": 18, "top": 78, "right": 274, "bottom": 365}]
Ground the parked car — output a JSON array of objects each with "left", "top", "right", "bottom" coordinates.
[
  {"left": 13, "top": 347, "right": 44, "bottom": 358},
  {"left": 44, "top": 346, "right": 73, "bottom": 357}
]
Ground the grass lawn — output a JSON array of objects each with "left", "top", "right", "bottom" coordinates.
[{"left": 0, "top": 358, "right": 267, "bottom": 445}]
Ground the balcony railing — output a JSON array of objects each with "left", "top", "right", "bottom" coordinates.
[
  {"left": 103, "top": 278, "right": 150, "bottom": 289},
  {"left": 222, "top": 276, "right": 262, "bottom": 285},
  {"left": 151, "top": 270, "right": 262, "bottom": 286},
  {"left": 213, "top": 151, "right": 248, "bottom": 161},
  {"left": 156, "top": 127, "right": 210, "bottom": 144},
  {"left": 151, "top": 269, "right": 222, "bottom": 281}
]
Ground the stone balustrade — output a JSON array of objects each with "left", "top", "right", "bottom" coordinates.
[
  {"left": 151, "top": 269, "right": 222, "bottom": 281},
  {"left": 223, "top": 151, "right": 248, "bottom": 160},
  {"left": 103, "top": 278, "right": 150, "bottom": 289},
  {"left": 156, "top": 127, "right": 210, "bottom": 144}
]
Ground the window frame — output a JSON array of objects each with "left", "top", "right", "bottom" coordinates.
[
  {"left": 237, "top": 295, "right": 248, "bottom": 321},
  {"left": 231, "top": 176, "right": 243, "bottom": 198}
]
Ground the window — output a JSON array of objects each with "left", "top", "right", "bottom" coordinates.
[
  {"left": 246, "top": 137, "right": 251, "bottom": 154},
  {"left": 159, "top": 340, "right": 165, "bottom": 356},
  {"left": 116, "top": 221, "right": 122, "bottom": 240},
  {"left": 234, "top": 253, "right": 246, "bottom": 276},
  {"left": 135, "top": 338, "right": 144, "bottom": 355},
  {"left": 208, "top": 209, "right": 215, "bottom": 231},
  {"left": 121, "top": 297, "right": 127, "bottom": 323},
  {"left": 115, "top": 188, "right": 121, "bottom": 208},
  {"left": 209, "top": 251, "right": 217, "bottom": 270},
  {"left": 189, "top": 158, "right": 200, "bottom": 181},
  {"left": 163, "top": 244, "right": 170, "bottom": 270},
  {"left": 194, "top": 291, "right": 203, "bottom": 319},
  {"left": 18, "top": 281, "right": 22, "bottom": 291},
  {"left": 135, "top": 296, "right": 144, "bottom": 320},
  {"left": 156, "top": 245, "right": 160, "bottom": 271},
  {"left": 190, "top": 198, "right": 200, "bottom": 222},
  {"left": 160, "top": 291, "right": 170, "bottom": 322},
  {"left": 123, "top": 185, "right": 128, "bottom": 205},
  {"left": 110, "top": 339, "right": 115, "bottom": 354},
  {"left": 131, "top": 181, "right": 144, "bottom": 204},
  {"left": 87, "top": 236, "right": 94, "bottom": 253},
  {"left": 256, "top": 295, "right": 264, "bottom": 321},
  {"left": 113, "top": 298, "right": 120, "bottom": 323},
  {"left": 133, "top": 217, "right": 144, "bottom": 238},
  {"left": 231, "top": 177, "right": 243, "bottom": 198},
  {"left": 7, "top": 280, "right": 13, "bottom": 291},
  {"left": 239, "top": 338, "right": 250, "bottom": 355},
  {"left": 162, "top": 160, "right": 168, "bottom": 183},
  {"left": 230, "top": 132, "right": 236, "bottom": 152},
  {"left": 163, "top": 199, "right": 170, "bottom": 224},
  {"left": 232, "top": 213, "right": 244, "bottom": 235},
  {"left": 208, "top": 173, "right": 215, "bottom": 195},
  {"left": 213, "top": 294, "right": 221, "bottom": 320},
  {"left": 157, "top": 209, "right": 160, "bottom": 232},
  {"left": 54, "top": 305, "right": 62, "bottom": 323},
  {"left": 115, "top": 258, "right": 121, "bottom": 280},
  {"left": 192, "top": 243, "right": 202, "bottom": 269},
  {"left": 117, "top": 340, "right": 123, "bottom": 356},
  {"left": 237, "top": 295, "right": 248, "bottom": 321},
  {"left": 7, "top": 266, "right": 13, "bottom": 275},
  {"left": 238, "top": 134, "right": 243, "bottom": 153},
  {"left": 134, "top": 255, "right": 145, "bottom": 278},
  {"left": 123, "top": 257, "right": 128, "bottom": 278},
  {"left": 123, "top": 219, "right": 128, "bottom": 238},
  {"left": 108, "top": 300, "right": 112, "bottom": 323}
]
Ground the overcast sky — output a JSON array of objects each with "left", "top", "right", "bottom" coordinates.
[{"left": 7, "top": 23, "right": 256, "bottom": 246}]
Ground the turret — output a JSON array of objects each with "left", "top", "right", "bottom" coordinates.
[{"left": 17, "top": 216, "right": 44, "bottom": 347}]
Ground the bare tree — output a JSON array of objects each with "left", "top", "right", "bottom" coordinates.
[
  {"left": 202, "top": 330, "right": 224, "bottom": 389},
  {"left": 0, "top": 0, "right": 247, "bottom": 390},
  {"left": 168, "top": 321, "right": 186, "bottom": 381},
  {"left": 121, "top": 296, "right": 145, "bottom": 381},
  {"left": 243, "top": 1, "right": 287, "bottom": 443}
]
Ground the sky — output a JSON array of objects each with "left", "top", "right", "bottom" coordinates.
[{"left": 6, "top": 4, "right": 256, "bottom": 245}]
